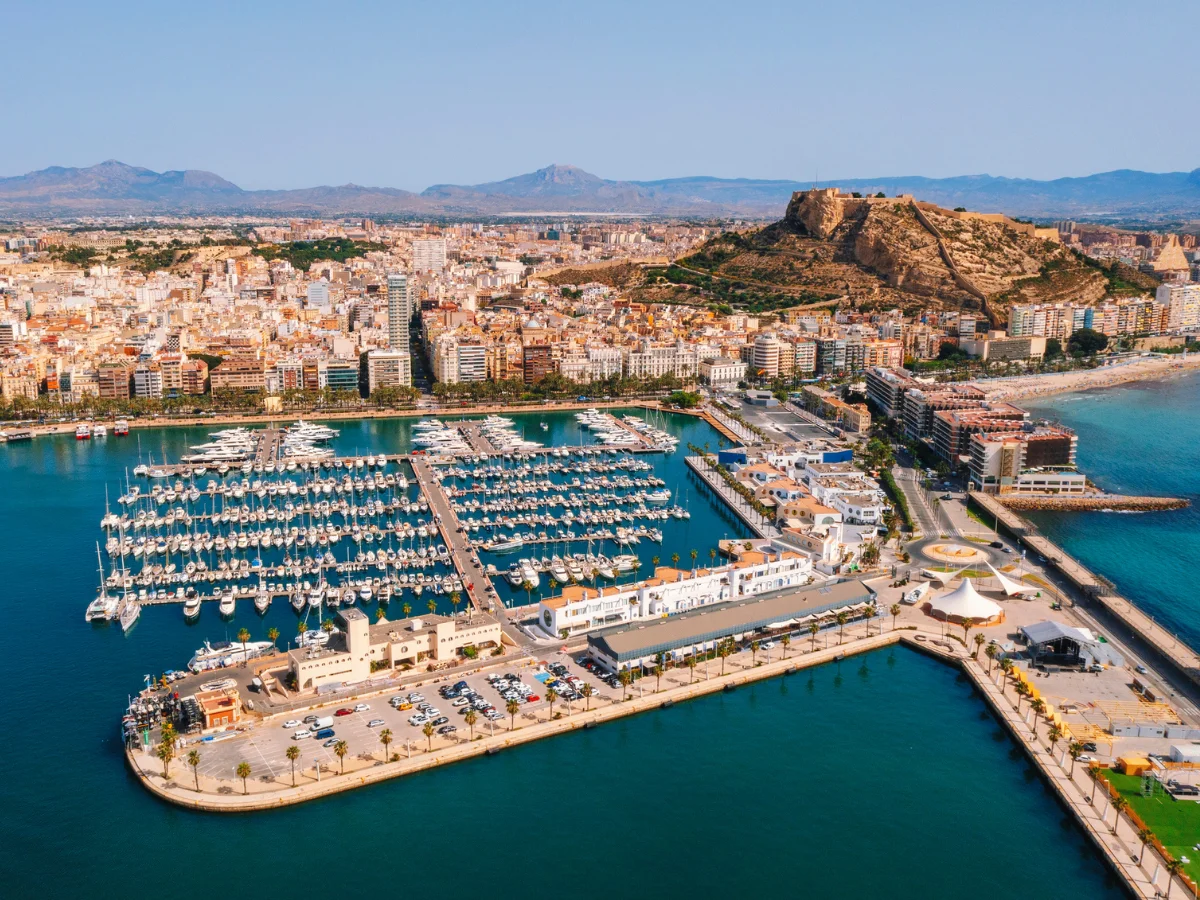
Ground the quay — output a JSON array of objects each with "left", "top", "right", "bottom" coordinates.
[
  {"left": 684, "top": 454, "right": 780, "bottom": 538},
  {"left": 123, "top": 626, "right": 1186, "bottom": 896},
  {"left": 972, "top": 490, "right": 1200, "bottom": 689}
]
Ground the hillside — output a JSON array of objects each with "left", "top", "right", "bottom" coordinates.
[{"left": 638, "top": 189, "right": 1153, "bottom": 322}]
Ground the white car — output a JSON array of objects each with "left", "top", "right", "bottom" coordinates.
[
  {"left": 353, "top": 703, "right": 370, "bottom": 712},
  {"left": 408, "top": 693, "right": 424, "bottom": 703},
  {"left": 423, "top": 706, "right": 441, "bottom": 717},
  {"left": 408, "top": 715, "right": 428, "bottom": 726},
  {"left": 283, "top": 719, "right": 302, "bottom": 729},
  {"left": 452, "top": 697, "right": 469, "bottom": 707},
  {"left": 293, "top": 729, "right": 313, "bottom": 740},
  {"left": 760, "top": 641, "right": 777, "bottom": 650}
]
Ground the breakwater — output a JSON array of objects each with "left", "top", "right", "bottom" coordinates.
[{"left": 996, "top": 494, "right": 1188, "bottom": 512}]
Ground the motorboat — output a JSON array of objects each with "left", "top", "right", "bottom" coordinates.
[
  {"left": 183, "top": 594, "right": 202, "bottom": 620},
  {"left": 218, "top": 590, "right": 236, "bottom": 617}
]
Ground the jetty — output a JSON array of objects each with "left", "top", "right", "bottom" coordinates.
[
  {"left": 684, "top": 454, "right": 780, "bottom": 538},
  {"left": 994, "top": 494, "right": 1189, "bottom": 512}
]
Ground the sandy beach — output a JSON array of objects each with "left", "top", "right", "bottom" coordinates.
[{"left": 978, "top": 354, "right": 1200, "bottom": 402}]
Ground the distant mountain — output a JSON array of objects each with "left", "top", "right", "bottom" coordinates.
[{"left": 2, "top": 160, "right": 1199, "bottom": 220}]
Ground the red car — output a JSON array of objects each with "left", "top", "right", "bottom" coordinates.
[
  {"left": 335, "top": 708, "right": 354, "bottom": 716},
  {"left": 527, "top": 695, "right": 540, "bottom": 703}
]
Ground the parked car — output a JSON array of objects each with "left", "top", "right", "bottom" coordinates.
[
  {"left": 437, "top": 725, "right": 458, "bottom": 735},
  {"left": 335, "top": 708, "right": 354, "bottom": 717},
  {"left": 293, "top": 729, "right": 313, "bottom": 740},
  {"left": 431, "top": 716, "right": 449, "bottom": 726},
  {"left": 283, "top": 719, "right": 302, "bottom": 729},
  {"left": 314, "top": 728, "right": 335, "bottom": 740},
  {"left": 367, "top": 719, "right": 385, "bottom": 728},
  {"left": 353, "top": 703, "right": 370, "bottom": 712}
]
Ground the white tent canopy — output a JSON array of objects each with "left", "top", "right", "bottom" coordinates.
[
  {"left": 929, "top": 578, "right": 1003, "bottom": 622},
  {"left": 986, "top": 562, "right": 1038, "bottom": 597},
  {"left": 923, "top": 566, "right": 967, "bottom": 587}
]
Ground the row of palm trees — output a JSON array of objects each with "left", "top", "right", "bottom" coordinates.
[{"left": 976, "top": 638, "right": 1189, "bottom": 896}]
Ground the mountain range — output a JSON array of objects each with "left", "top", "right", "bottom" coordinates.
[{"left": 2, "top": 160, "right": 1199, "bottom": 221}]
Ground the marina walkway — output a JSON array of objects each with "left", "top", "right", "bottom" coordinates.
[{"left": 685, "top": 455, "right": 780, "bottom": 538}]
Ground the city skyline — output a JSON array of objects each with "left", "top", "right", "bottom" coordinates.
[{"left": 6, "top": 1, "right": 1196, "bottom": 190}]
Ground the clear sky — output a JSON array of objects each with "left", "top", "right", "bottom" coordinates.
[{"left": 5, "top": 0, "right": 1194, "bottom": 190}]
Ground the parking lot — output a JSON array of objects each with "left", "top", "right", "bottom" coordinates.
[
  {"left": 186, "top": 654, "right": 618, "bottom": 784},
  {"left": 720, "top": 394, "right": 836, "bottom": 442}
]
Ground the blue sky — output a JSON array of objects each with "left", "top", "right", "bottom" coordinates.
[{"left": 4, "top": 0, "right": 1193, "bottom": 189}]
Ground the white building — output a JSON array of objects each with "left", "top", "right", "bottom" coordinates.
[
  {"left": 624, "top": 340, "right": 699, "bottom": 382},
  {"left": 538, "top": 546, "right": 814, "bottom": 637},
  {"left": 699, "top": 356, "right": 747, "bottom": 387},
  {"left": 1157, "top": 283, "right": 1200, "bottom": 331},
  {"left": 366, "top": 348, "right": 412, "bottom": 392},
  {"left": 457, "top": 343, "right": 487, "bottom": 382},
  {"left": 411, "top": 239, "right": 447, "bottom": 273},
  {"left": 306, "top": 279, "right": 330, "bottom": 310},
  {"left": 387, "top": 273, "right": 410, "bottom": 349}
]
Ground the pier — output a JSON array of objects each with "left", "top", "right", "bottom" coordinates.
[
  {"left": 685, "top": 454, "right": 780, "bottom": 538},
  {"left": 993, "top": 494, "right": 1189, "bottom": 512},
  {"left": 972, "top": 490, "right": 1200, "bottom": 688}
]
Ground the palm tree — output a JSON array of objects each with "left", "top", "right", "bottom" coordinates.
[
  {"left": 618, "top": 669, "right": 631, "bottom": 700},
  {"left": 1110, "top": 795, "right": 1129, "bottom": 835},
  {"left": 1068, "top": 741, "right": 1083, "bottom": 776},
  {"left": 297, "top": 620, "right": 309, "bottom": 639},
  {"left": 581, "top": 682, "right": 594, "bottom": 710},
  {"left": 1029, "top": 699, "right": 1045, "bottom": 737},
  {"left": 379, "top": 728, "right": 393, "bottom": 761},
  {"left": 546, "top": 685, "right": 559, "bottom": 718},
  {"left": 1047, "top": 724, "right": 1062, "bottom": 757},
  {"left": 237, "top": 627, "right": 250, "bottom": 663},
  {"left": 984, "top": 642, "right": 998, "bottom": 674},
  {"left": 187, "top": 749, "right": 201, "bottom": 791},
  {"left": 999, "top": 657, "right": 1014, "bottom": 695},
  {"left": 375, "top": 607, "right": 386, "bottom": 621},
  {"left": 709, "top": 548, "right": 717, "bottom": 567},
  {"left": 864, "top": 602, "right": 878, "bottom": 636},
  {"left": 426, "top": 597, "right": 437, "bottom": 615},
  {"left": 718, "top": 639, "right": 733, "bottom": 675},
  {"left": 450, "top": 591, "right": 462, "bottom": 615},
  {"left": 285, "top": 744, "right": 300, "bottom": 787},
  {"left": 507, "top": 698, "right": 520, "bottom": 730},
  {"left": 781, "top": 634, "right": 791, "bottom": 658},
  {"left": 836, "top": 611, "right": 848, "bottom": 644},
  {"left": 750, "top": 640, "right": 760, "bottom": 665},
  {"left": 654, "top": 651, "right": 667, "bottom": 690},
  {"left": 267, "top": 626, "right": 280, "bottom": 650},
  {"left": 464, "top": 708, "right": 478, "bottom": 739},
  {"left": 156, "top": 741, "right": 174, "bottom": 779},
  {"left": 651, "top": 556, "right": 660, "bottom": 569},
  {"left": 321, "top": 618, "right": 334, "bottom": 634},
  {"left": 973, "top": 633, "right": 986, "bottom": 658},
  {"left": 1166, "top": 858, "right": 1184, "bottom": 897},
  {"left": 1015, "top": 681, "right": 1031, "bottom": 712},
  {"left": 402, "top": 601, "right": 412, "bottom": 618},
  {"left": 670, "top": 552, "right": 680, "bottom": 568},
  {"left": 890, "top": 603, "right": 901, "bottom": 631},
  {"left": 960, "top": 617, "right": 975, "bottom": 647},
  {"left": 333, "top": 740, "right": 348, "bottom": 774},
  {"left": 809, "top": 622, "right": 820, "bottom": 651},
  {"left": 521, "top": 579, "right": 533, "bottom": 605},
  {"left": 1137, "top": 827, "right": 1153, "bottom": 864},
  {"left": 422, "top": 721, "right": 435, "bottom": 751},
  {"left": 236, "top": 761, "right": 251, "bottom": 794},
  {"left": 1087, "top": 763, "right": 1103, "bottom": 803},
  {"left": 690, "top": 549, "right": 698, "bottom": 571}
]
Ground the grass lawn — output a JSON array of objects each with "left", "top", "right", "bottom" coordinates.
[{"left": 1108, "top": 771, "right": 1200, "bottom": 881}]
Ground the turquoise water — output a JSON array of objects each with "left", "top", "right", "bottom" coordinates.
[
  {"left": 1025, "top": 372, "right": 1200, "bottom": 648},
  {"left": 0, "top": 413, "right": 1120, "bottom": 896}
]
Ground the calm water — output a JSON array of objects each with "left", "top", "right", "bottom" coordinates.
[
  {"left": 1026, "top": 372, "right": 1200, "bottom": 648},
  {"left": 0, "top": 411, "right": 1119, "bottom": 896}
]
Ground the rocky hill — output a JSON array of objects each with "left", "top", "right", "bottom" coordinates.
[{"left": 639, "top": 189, "right": 1154, "bottom": 322}]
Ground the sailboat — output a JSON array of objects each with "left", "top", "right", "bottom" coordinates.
[{"left": 85, "top": 543, "right": 119, "bottom": 622}]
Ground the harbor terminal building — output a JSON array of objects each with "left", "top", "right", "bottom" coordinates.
[
  {"left": 289, "top": 608, "right": 502, "bottom": 692},
  {"left": 538, "top": 545, "right": 815, "bottom": 638},
  {"left": 586, "top": 578, "right": 876, "bottom": 672}
]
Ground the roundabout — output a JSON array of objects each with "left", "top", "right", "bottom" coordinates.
[{"left": 923, "top": 542, "right": 986, "bottom": 565}]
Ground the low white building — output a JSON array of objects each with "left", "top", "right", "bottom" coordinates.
[{"left": 538, "top": 546, "right": 814, "bottom": 637}]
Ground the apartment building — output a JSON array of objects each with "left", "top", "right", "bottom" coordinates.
[
  {"left": 969, "top": 425, "right": 1083, "bottom": 495},
  {"left": 1157, "top": 283, "right": 1200, "bottom": 331},
  {"left": 699, "top": 356, "right": 747, "bottom": 387},
  {"left": 97, "top": 362, "right": 134, "bottom": 400},
  {"left": 366, "top": 349, "right": 412, "bottom": 392}
]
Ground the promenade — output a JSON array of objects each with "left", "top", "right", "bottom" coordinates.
[
  {"left": 684, "top": 454, "right": 780, "bottom": 538},
  {"left": 972, "top": 490, "right": 1200, "bottom": 690},
  {"left": 126, "top": 621, "right": 1188, "bottom": 897}
]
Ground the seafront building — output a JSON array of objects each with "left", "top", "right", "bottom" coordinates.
[
  {"left": 586, "top": 578, "right": 875, "bottom": 672},
  {"left": 289, "top": 608, "right": 502, "bottom": 692}
]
